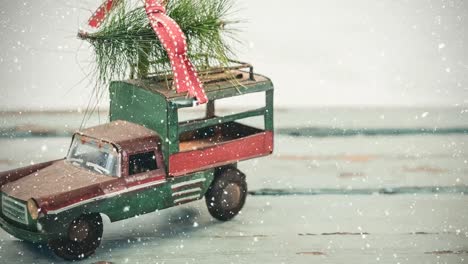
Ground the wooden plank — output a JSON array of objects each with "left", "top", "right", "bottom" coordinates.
[
  {"left": 245, "top": 135, "right": 467, "bottom": 190},
  {"left": 0, "top": 195, "right": 466, "bottom": 263},
  {"left": 0, "top": 134, "right": 466, "bottom": 189},
  {"left": 0, "top": 108, "right": 466, "bottom": 263}
]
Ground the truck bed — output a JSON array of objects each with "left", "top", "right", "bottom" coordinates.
[
  {"left": 169, "top": 122, "right": 273, "bottom": 176},
  {"left": 179, "top": 122, "right": 260, "bottom": 151}
]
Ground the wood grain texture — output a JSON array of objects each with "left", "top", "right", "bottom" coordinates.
[
  {"left": 0, "top": 107, "right": 466, "bottom": 263},
  {"left": 0, "top": 196, "right": 466, "bottom": 263}
]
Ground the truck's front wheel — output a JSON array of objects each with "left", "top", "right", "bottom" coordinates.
[
  {"left": 49, "top": 213, "right": 103, "bottom": 261},
  {"left": 205, "top": 167, "right": 247, "bottom": 221}
]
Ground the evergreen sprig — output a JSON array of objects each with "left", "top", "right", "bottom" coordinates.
[{"left": 81, "top": 0, "right": 240, "bottom": 84}]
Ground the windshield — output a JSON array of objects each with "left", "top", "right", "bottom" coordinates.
[{"left": 67, "top": 135, "right": 120, "bottom": 177}]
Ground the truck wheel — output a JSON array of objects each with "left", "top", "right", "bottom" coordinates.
[
  {"left": 205, "top": 167, "right": 247, "bottom": 221},
  {"left": 49, "top": 213, "right": 103, "bottom": 261}
]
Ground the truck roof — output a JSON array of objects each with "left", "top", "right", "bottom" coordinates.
[
  {"left": 78, "top": 120, "right": 158, "bottom": 147},
  {"left": 119, "top": 63, "right": 273, "bottom": 103}
]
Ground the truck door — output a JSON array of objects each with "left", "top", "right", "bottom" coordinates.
[{"left": 121, "top": 149, "right": 170, "bottom": 215}]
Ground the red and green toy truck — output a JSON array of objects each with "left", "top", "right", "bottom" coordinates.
[{"left": 0, "top": 63, "right": 274, "bottom": 260}]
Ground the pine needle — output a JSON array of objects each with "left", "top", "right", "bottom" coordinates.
[{"left": 81, "top": 0, "right": 241, "bottom": 85}]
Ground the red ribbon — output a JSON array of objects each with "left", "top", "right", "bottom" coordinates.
[
  {"left": 84, "top": 0, "right": 208, "bottom": 104},
  {"left": 87, "top": 0, "right": 120, "bottom": 28}
]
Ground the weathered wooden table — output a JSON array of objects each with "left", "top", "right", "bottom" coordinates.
[{"left": 0, "top": 109, "right": 466, "bottom": 263}]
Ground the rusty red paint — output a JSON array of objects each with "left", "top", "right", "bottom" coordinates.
[
  {"left": 39, "top": 169, "right": 167, "bottom": 212},
  {"left": 41, "top": 186, "right": 106, "bottom": 213},
  {"left": 87, "top": 0, "right": 120, "bottom": 28},
  {"left": 125, "top": 174, "right": 165, "bottom": 188},
  {"left": 40, "top": 174, "right": 167, "bottom": 212},
  {"left": 169, "top": 131, "right": 273, "bottom": 176},
  {"left": 0, "top": 160, "right": 58, "bottom": 187},
  {"left": 40, "top": 173, "right": 168, "bottom": 213}
]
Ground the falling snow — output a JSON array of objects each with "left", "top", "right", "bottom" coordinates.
[{"left": 0, "top": 0, "right": 467, "bottom": 263}]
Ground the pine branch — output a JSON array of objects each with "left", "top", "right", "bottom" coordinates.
[{"left": 81, "top": 0, "right": 241, "bottom": 85}]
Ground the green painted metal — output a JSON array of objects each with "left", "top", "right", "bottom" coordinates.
[
  {"left": 0, "top": 194, "right": 38, "bottom": 232},
  {"left": 178, "top": 107, "right": 267, "bottom": 135},
  {"left": 0, "top": 216, "right": 49, "bottom": 243},
  {"left": 166, "top": 102, "right": 180, "bottom": 160},
  {"left": 109, "top": 82, "right": 168, "bottom": 134},
  {"left": 109, "top": 81, "right": 172, "bottom": 168},
  {"left": 123, "top": 72, "right": 273, "bottom": 102},
  {"left": 59, "top": 169, "right": 214, "bottom": 223},
  {"left": 171, "top": 81, "right": 274, "bottom": 108},
  {"left": 111, "top": 72, "right": 274, "bottom": 159},
  {"left": 0, "top": 169, "right": 215, "bottom": 242},
  {"left": 265, "top": 89, "right": 274, "bottom": 131},
  {"left": 0, "top": 193, "right": 66, "bottom": 243}
]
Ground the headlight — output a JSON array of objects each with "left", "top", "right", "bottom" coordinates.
[{"left": 27, "top": 199, "right": 40, "bottom": 220}]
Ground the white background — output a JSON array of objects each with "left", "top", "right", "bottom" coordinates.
[{"left": 0, "top": 0, "right": 467, "bottom": 110}]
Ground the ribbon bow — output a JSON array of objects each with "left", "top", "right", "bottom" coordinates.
[{"left": 83, "top": 0, "right": 208, "bottom": 104}]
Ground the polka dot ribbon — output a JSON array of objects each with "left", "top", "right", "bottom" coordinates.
[
  {"left": 87, "top": 0, "right": 120, "bottom": 29},
  {"left": 84, "top": 0, "right": 208, "bottom": 104}
]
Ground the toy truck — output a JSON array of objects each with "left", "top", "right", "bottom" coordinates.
[{"left": 0, "top": 63, "right": 274, "bottom": 260}]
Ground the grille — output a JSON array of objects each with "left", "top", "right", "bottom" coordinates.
[{"left": 2, "top": 194, "right": 28, "bottom": 225}]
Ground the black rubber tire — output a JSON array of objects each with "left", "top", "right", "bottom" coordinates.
[
  {"left": 49, "top": 213, "right": 103, "bottom": 261},
  {"left": 205, "top": 167, "right": 247, "bottom": 221}
]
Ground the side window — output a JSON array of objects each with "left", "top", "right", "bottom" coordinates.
[{"left": 129, "top": 151, "right": 157, "bottom": 175}]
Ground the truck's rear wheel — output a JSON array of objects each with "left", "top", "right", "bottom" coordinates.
[
  {"left": 49, "top": 213, "right": 103, "bottom": 261},
  {"left": 205, "top": 167, "right": 247, "bottom": 221}
]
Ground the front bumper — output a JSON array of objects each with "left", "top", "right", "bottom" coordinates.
[{"left": 0, "top": 216, "right": 51, "bottom": 243}]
